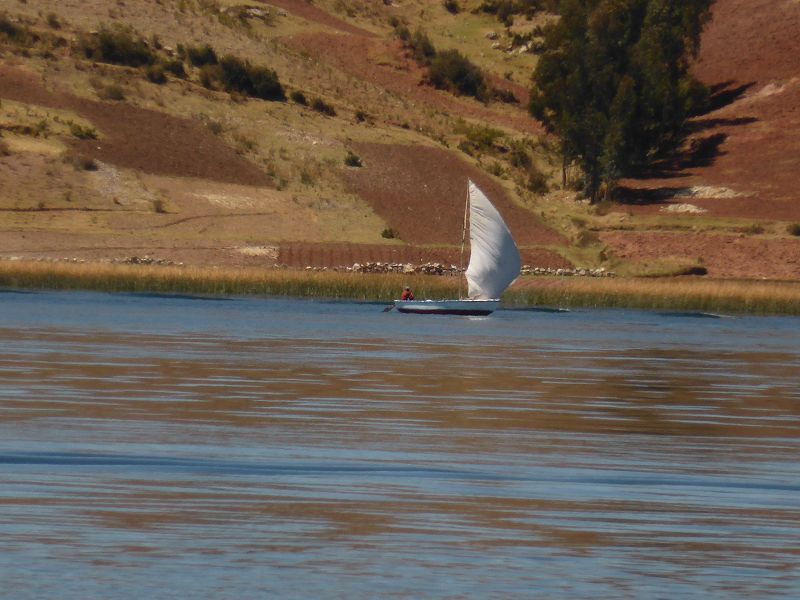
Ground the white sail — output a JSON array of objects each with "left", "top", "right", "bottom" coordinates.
[{"left": 465, "top": 181, "right": 521, "bottom": 300}]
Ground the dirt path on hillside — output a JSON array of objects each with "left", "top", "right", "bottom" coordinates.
[{"left": 0, "top": 66, "right": 272, "bottom": 186}]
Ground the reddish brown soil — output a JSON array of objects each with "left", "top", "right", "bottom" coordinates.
[
  {"left": 602, "top": 231, "right": 800, "bottom": 280},
  {"left": 344, "top": 142, "right": 565, "bottom": 247},
  {"left": 620, "top": 0, "right": 800, "bottom": 221},
  {"left": 695, "top": 0, "right": 800, "bottom": 84},
  {"left": 0, "top": 66, "right": 272, "bottom": 186}
]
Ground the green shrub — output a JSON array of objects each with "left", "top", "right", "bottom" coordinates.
[
  {"left": 46, "top": 13, "right": 61, "bottom": 29},
  {"left": 79, "top": 25, "right": 156, "bottom": 67},
  {"left": 443, "top": 0, "right": 460, "bottom": 14},
  {"left": 145, "top": 64, "right": 167, "bottom": 84},
  {"left": 217, "top": 54, "right": 286, "bottom": 101},
  {"left": 245, "top": 64, "right": 285, "bottom": 101},
  {"left": 290, "top": 90, "right": 308, "bottom": 105},
  {"left": 429, "top": 49, "right": 488, "bottom": 100},
  {"left": 788, "top": 223, "right": 800, "bottom": 236},
  {"left": 487, "top": 161, "right": 504, "bottom": 177},
  {"left": 389, "top": 17, "right": 412, "bottom": 43},
  {"left": 199, "top": 64, "right": 219, "bottom": 89},
  {"left": 233, "top": 133, "right": 257, "bottom": 154},
  {"left": 69, "top": 122, "right": 98, "bottom": 139},
  {"left": 392, "top": 23, "right": 437, "bottom": 66},
  {"left": 204, "top": 118, "right": 224, "bottom": 135},
  {"left": 98, "top": 83, "right": 126, "bottom": 101},
  {"left": 525, "top": 164, "right": 549, "bottom": 194},
  {"left": 492, "top": 87, "right": 518, "bottom": 103},
  {"left": 381, "top": 228, "right": 397, "bottom": 239},
  {"left": 186, "top": 43, "right": 217, "bottom": 67},
  {"left": 459, "top": 123, "right": 504, "bottom": 152},
  {"left": 0, "top": 14, "right": 35, "bottom": 45},
  {"left": 162, "top": 59, "right": 187, "bottom": 78},
  {"left": 33, "top": 119, "right": 50, "bottom": 137},
  {"left": 218, "top": 55, "right": 250, "bottom": 91},
  {"left": 311, "top": 97, "right": 336, "bottom": 116},
  {"left": 344, "top": 151, "right": 362, "bottom": 167},
  {"left": 740, "top": 223, "right": 765, "bottom": 235},
  {"left": 410, "top": 29, "right": 436, "bottom": 65},
  {"left": 508, "top": 141, "right": 531, "bottom": 168}
]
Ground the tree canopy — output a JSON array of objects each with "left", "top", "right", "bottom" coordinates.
[{"left": 529, "top": 0, "right": 714, "bottom": 200}]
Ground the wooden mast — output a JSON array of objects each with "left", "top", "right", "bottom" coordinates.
[{"left": 459, "top": 181, "right": 470, "bottom": 300}]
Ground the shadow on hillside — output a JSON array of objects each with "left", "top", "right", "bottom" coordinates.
[
  {"left": 705, "top": 80, "right": 756, "bottom": 112},
  {"left": 615, "top": 80, "right": 757, "bottom": 204},
  {"left": 687, "top": 116, "right": 758, "bottom": 133},
  {"left": 615, "top": 186, "right": 695, "bottom": 206}
]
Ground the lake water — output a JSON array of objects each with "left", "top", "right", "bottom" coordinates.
[{"left": 1, "top": 290, "right": 799, "bottom": 598}]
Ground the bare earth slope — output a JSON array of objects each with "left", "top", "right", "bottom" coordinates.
[
  {"left": 622, "top": 0, "right": 800, "bottom": 218},
  {"left": 344, "top": 143, "right": 564, "bottom": 247}
]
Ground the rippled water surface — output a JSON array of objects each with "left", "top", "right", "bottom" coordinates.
[{"left": 1, "top": 291, "right": 800, "bottom": 598}]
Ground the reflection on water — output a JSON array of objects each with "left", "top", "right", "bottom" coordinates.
[{"left": 1, "top": 292, "right": 799, "bottom": 598}]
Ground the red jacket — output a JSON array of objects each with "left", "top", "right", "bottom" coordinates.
[{"left": 400, "top": 290, "right": 414, "bottom": 300}]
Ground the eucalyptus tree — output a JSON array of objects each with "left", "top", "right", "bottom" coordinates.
[{"left": 529, "top": 0, "right": 713, "bottom": 201}]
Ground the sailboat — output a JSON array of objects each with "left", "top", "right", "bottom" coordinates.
[{"left": 393, "top": 180, "right": 521, "bottom": 316}]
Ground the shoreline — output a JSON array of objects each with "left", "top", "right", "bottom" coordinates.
[{"left": 1, "top": 260, "right": 800, "bottom": 316}]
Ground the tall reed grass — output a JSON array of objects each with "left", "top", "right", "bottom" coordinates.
[
  {"left": 0, "top": 261, "right": 458, "bottom": 302},
  {"left": 2, "top": 261, "right": 799, "bottom": 315},
  {"left": 506, "top": 278, "right": 800, "bottom": 315}
]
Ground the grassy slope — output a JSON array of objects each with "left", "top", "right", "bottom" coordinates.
[{"left": 0, "top": 0, "right": 798, "bottom": 279}]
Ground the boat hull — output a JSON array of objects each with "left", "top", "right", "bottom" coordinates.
[{"left": 393, "top": 299, "right": 500, "bottom": 316}]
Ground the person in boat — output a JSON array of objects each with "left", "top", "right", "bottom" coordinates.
[{"left": 400, "top": 286, "right": 415, "bottom": 301}]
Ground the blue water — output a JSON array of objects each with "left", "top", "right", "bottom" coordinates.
[{"left": 1, "top": 290, "right": 799, "bottom": 598}]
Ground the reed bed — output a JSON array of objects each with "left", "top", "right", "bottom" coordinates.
[
  {"left": 507, "top": 277, "right": 800, "bottom": 315},
  {"left": 0, "top": 261, "right": 459, "bottom": 302},
  {"left": 2, "top": 261, "right": 800, "bottom": 315}
]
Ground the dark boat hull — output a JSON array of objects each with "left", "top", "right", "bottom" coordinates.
[{"left": 393, "top": 299, "right": 499, "bottom": 316}]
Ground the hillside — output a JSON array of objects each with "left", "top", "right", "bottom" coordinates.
[{"left": 1, "top": 0, "right": 798, "bottom": 280}]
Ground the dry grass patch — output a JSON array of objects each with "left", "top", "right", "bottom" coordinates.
[
  {"left": 0, "top": 260, "right": 459, "bottom": 301},
  {"left": 0, "top": 99, "right": 98, "bottom": 140},
  {"left": 616, "top": 257, "right": 707, "bottom": 278},
  {"left": 508, "top": 277, "right": 800, "bottom": 315}
]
